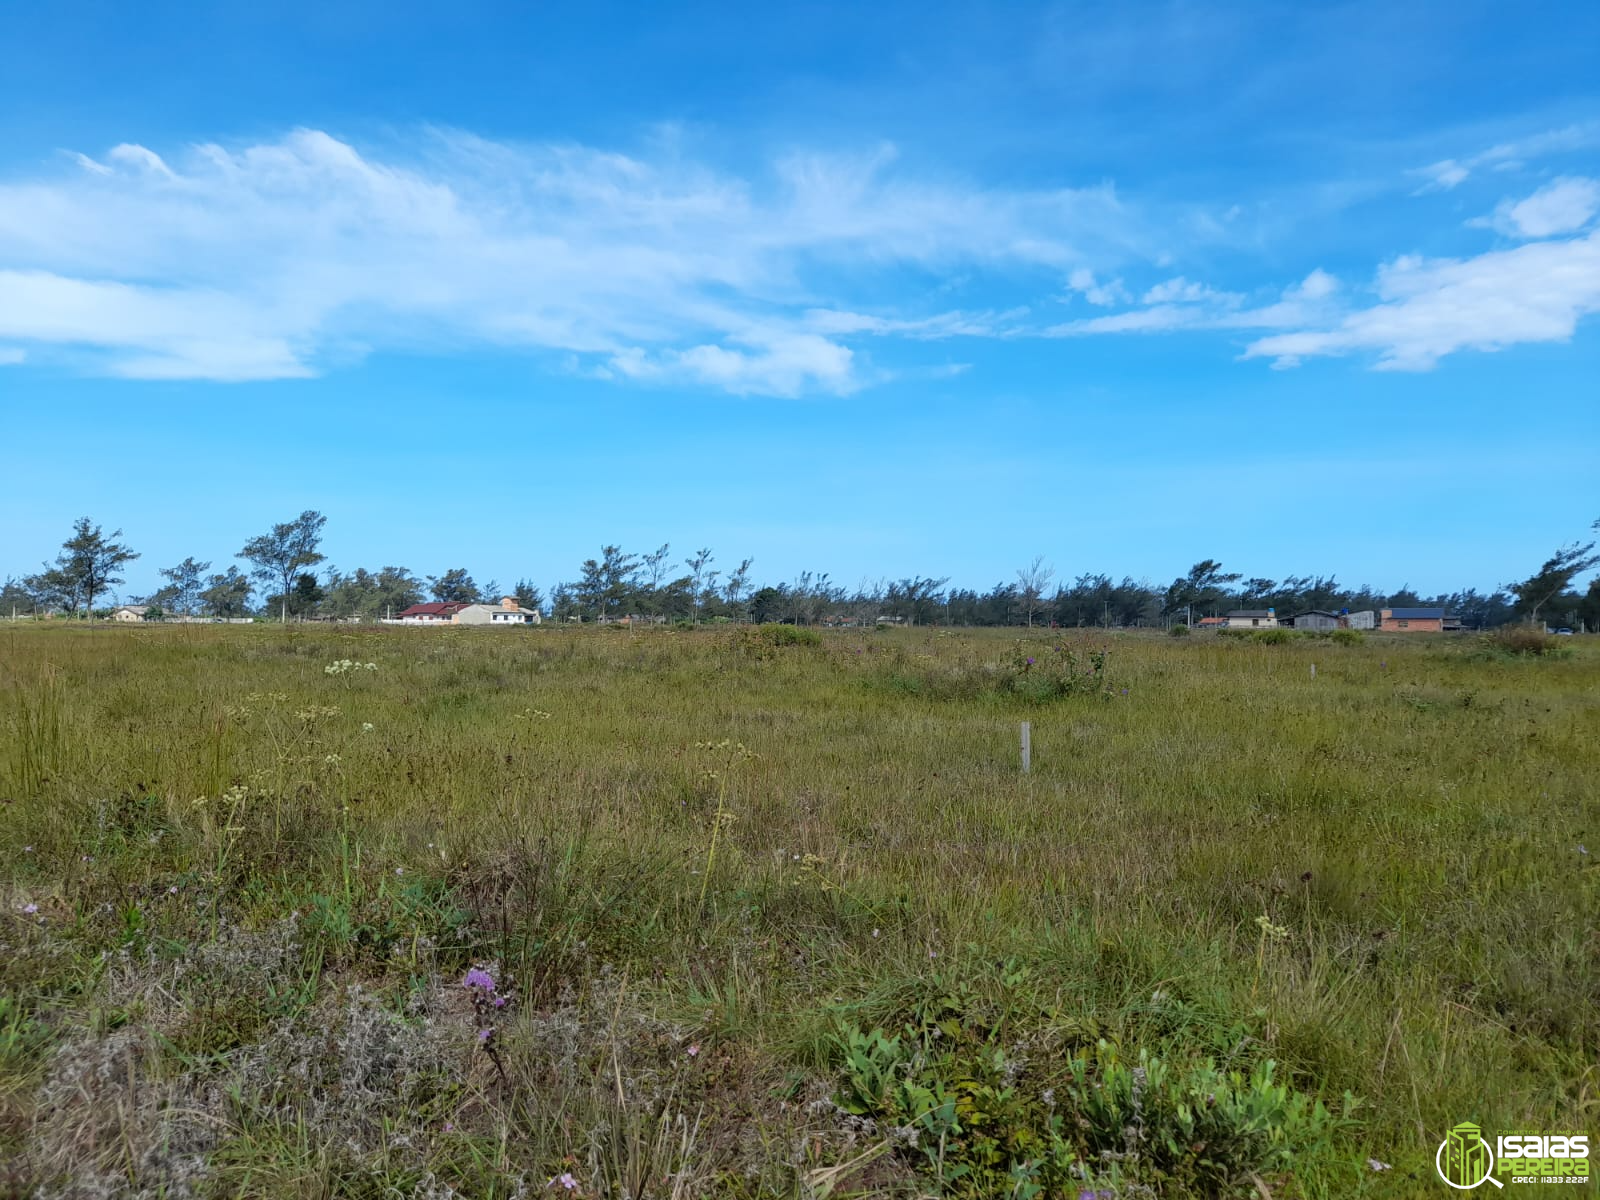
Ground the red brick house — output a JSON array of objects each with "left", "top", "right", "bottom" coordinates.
[{"left": 1380, "top": 606, "right": 1447, "bottom": 632}]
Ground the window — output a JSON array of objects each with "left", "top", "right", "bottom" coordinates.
[{"left": 1397, "top": 620, "right": 1409, "bottom": 628}]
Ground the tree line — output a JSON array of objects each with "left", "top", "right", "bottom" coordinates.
[{"left": 6, "top": 511, "right": 1599, "bottom": 631}]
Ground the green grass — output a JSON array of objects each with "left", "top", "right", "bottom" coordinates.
[{"left": 0, "top": 622, "right": 1594, "bottom": 1197}]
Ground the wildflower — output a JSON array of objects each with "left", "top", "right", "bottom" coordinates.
[
  {"left": 394, "top": 867, "right": 404, "bottom": 876},
  {"left": 463, "top": 967, "right": 496, "bottom": 993},
  {"left": 167, "top": 885, "right": 178, "bottom": 894},
  {"left": 1367, "top": 1159, "right": 1392, "bottom": 1172},
  {"left": 477, "top": 1028, "right": 493, "bottom": 1042},
  {"left": 22, "top": 846, "right": 32, "bottom": 853},
  {"left": 551, "top": 1174, "right": 578, "bottom": 1191},
  {"left": 493, "top": 996, "right": 507, "bottom": 1009},
  {"left": 1025, "top": 656, "right": 1035, "bottom": 665},
  {"left": 22, "top": 903, "right": 38, "bottom": 915},
  {"left": 443, "top": 1122, "right": 454, "bottom": 1132},
  {"left": 1255, "top": 914, "right": 1290, "bottom": 940},
  {"left": 361, "top": 722, "right": 374, "bottom": 732},
  {"left": 871, "top": 928, "right": 880, "bottom": 938},
  {"left": 686, "top": 1044, "right": 699, "bottom": 1057}
]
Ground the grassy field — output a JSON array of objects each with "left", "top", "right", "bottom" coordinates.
[{"left": 0, "top": 622, "right": 1594, "bottom": 1198}]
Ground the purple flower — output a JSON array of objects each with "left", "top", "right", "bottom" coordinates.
[
  {"left": 462, "top": 967, "right": 496, "bottom": 993},
  {"left": 477, "top": 1027, "right": 493, "bottom": 1042},
  {"left": 551, "top": 1174, "right": 578, "bottom": 1191},
  {"left": 22, "top": 903, "right": 38, "bottom": 915},
  {"left": 1025, "top": 656, "right": 1035, "bottom": 665},
  {"left": 493, "top": 995, "right": 507, "bottom": 1008}
]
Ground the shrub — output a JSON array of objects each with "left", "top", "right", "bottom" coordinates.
[
  {"left": 1483, "top": 626, "right": 1568, "bottom": 658},
  {"left": 733, "top": 623, "right": 822, "bottom": 659},
  {"left": 1250, "top": 628, "right": 1294, "bottom": 645},
  {"left": 1168, "top": 623, "right": 1191, "bottom": 637},
  {"left": 1329, "top": 628, "right": 1364, "bottom": 646}
]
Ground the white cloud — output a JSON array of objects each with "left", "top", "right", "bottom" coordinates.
[
  {"left": 1066, "top": 267, "right": 1129, "bottom": 306},
  {"left": 0, "top": 346, "right": 24, "bottom": 365},
  {"left": 0, "top": 128, "right": 1143, "bottom": 394},
  {"left": 1290, "top": 268, "right": 1338, "bottom": 300},
  {"left": 1244, "top": 231, "right": 1600, "bottom": 370},
  {"left": 1141, "top": 275, "right": 1235, "bottom": 304},
  {"left": 1484, "top": 176, "right": 1600, "bottom": 238}
]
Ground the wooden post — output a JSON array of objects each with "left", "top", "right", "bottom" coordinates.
[
  {"left": 1310, "top": 662, "right": 1316, "bottom": 679},
  {"left": 1020, "top": 721, "right": 1031, "bottom": 773}
]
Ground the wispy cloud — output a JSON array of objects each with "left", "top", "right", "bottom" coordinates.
[
  {"left": 0, "top": 346, "right": 24, "bottom": 365},
  {"left": 1413, "top": 120, "right": 1600, "bottom": 192},
  {"left": 0, "top": 128, "right": 1141, "bottom": 393}
]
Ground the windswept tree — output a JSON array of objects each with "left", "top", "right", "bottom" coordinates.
[
  {"left": 684, "top": 548, "right": 714, "bottom": 623},
  {"left": 240, "top": 511, "right": 327, "bottom": 623},
  {"left": 154, "top": 556, "right": 211, "bottom": 616},
  {"left": 46, "top": 518, "right": 140, "bottom": 619},
  {"left": 1508, "top": 524, "right": 1600, "bottom": 625},
  {"left": 1163, "top": 560, "right": 1242, "bottom": 622},
  {"left": 887, "top": 576, "right": 949, "bottom": 626},
  {"left": 512, "top": 578, "right": 544, "bottom": 614},
  {"left": 722, "top": 557, "right": 754, "bottom": 621}
]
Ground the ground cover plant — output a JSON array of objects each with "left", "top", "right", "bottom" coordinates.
[{"left": 0, "top": 623, "right": 1594, "bottom": 1198}]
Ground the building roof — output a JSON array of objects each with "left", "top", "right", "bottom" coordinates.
[
  {"left": 397, "top": 602, "right": 470, "bottom": 617},
  {"left": 1387, "top": 607, "right": 1446, "bottom": 619},
  {"left": 114, "top": 604, "right": 150, "bottom": 614},
  {"left": 1290, "top": 610, "right": 1341, "bottom": 618},
  {"left": 1225, "top": 609, "right": 1275, "bottom": 618}
]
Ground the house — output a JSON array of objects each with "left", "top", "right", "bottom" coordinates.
[
  {"left": 1223, "top": 608, "right": 1278, "bottom": 629},
  {"left": 1343, "top": 610, "right": 1376, "bottom": 630},
  {"left": 1380, "top": 607, "right": 1449, "bottom": 632},
  {"left": 456, "top": 597, "right": 542, "bottom": 626},
  {"left": 1196, "top": 616, "right": 1226, "bottom": 627},
  {"left": 112, "top": 604, "right": 150, "bottom": 622},
  {"left": 1288, "top": 610, "right": 1342, "bottom": 631},
  {"left": 396, "top": 601, "right": 471, "bottom": 623}
]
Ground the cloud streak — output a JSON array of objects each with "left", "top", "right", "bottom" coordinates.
[{"left": 0, "top": 128, "right": 1137, "bottom": 394}]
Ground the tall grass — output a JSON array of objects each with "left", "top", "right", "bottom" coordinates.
[{"left": 0, "top": 623, "right": 1594, "bottom": 1197}]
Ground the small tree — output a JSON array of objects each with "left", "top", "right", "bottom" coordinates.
[
  {"left": 240, "top": 511, "right": 327, "bottom": 623},
  {"left": 49, "top": 518, "right": 140, "bottom": 619},
  {"left": 156, "top": 556, "right": 211, "bottom": 617},
  {"left": 1015, "top": 556, "right": 1056, "bottom": 627}
]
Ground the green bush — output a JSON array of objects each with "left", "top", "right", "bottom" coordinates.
[
  {"left": 1168, "top": 623, "right": 1191, "bottom": 637},
  {"left": 1482, "top": 626, "right": 1569, "bottom": 658},
  {"left": 831, "top": 1022, "right": 1354, "bottom": 1197},
  {"left": 1329, "top": 628, "right": 1364, "bottom": 646}
]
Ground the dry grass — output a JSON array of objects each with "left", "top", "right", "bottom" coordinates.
[{"left": 0, "top": 622, "right": 1595, "bottom": 1197}]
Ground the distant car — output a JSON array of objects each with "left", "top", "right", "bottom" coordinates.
[{"left": 1554, "top": 628, "right": 1574, "bottom": 636}]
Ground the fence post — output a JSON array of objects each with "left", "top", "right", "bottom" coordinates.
[{"left": 1020, "top": 721, "right": 1031, "bottom": 773}]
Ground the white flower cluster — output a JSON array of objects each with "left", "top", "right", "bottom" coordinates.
[{"left": 324, "top": 660, "right": 378, "bottom": 675}]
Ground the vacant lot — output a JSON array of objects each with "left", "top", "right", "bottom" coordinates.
[{"left": 1, "top": 623, "right": 1594, "bottom": 1198}]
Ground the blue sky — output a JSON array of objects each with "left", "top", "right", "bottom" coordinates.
[{"left": 2, "top": 1, "right": 1598, "bottom": 600}]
